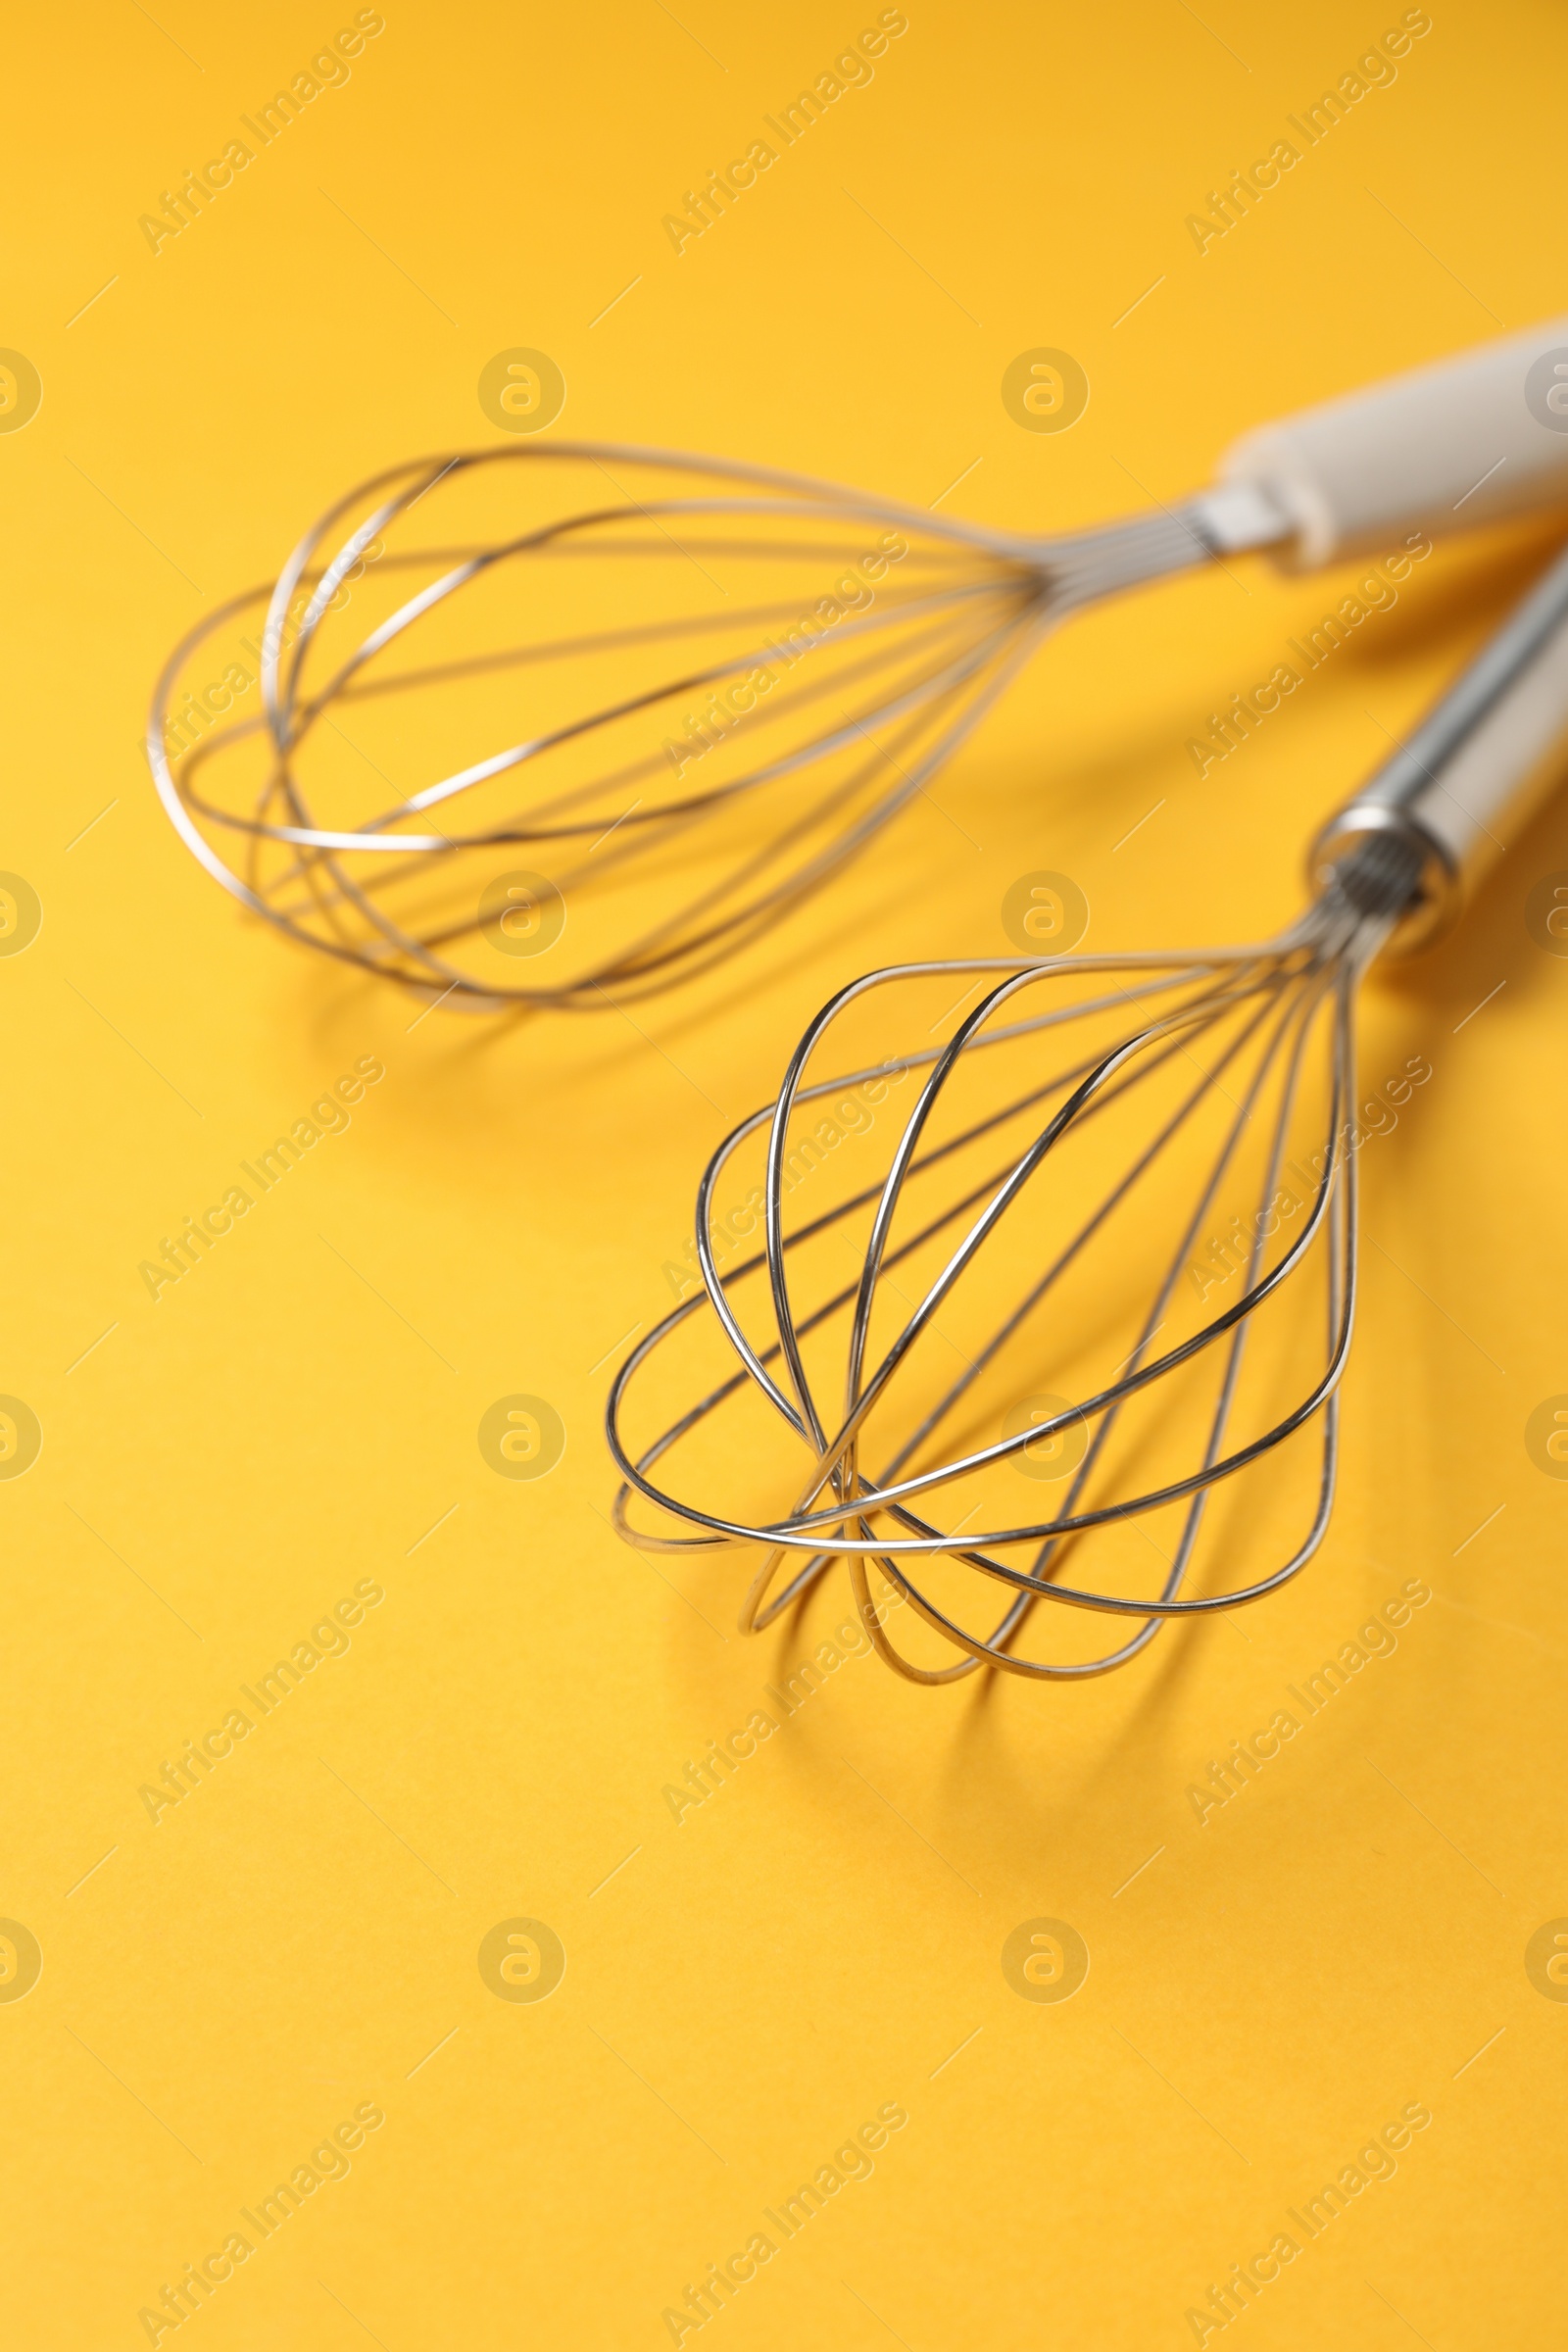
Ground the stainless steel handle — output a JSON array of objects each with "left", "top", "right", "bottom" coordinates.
[{"left": 1310, "top": 536, "right": 1568, "bottom": 945}]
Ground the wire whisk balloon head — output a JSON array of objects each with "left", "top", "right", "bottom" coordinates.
[
  {"left": 609, "top": 839, "right": 1423, "bottom": 1684},
  {"left": 147, "top": 441, "right": 1125, "bottom": 1011}
]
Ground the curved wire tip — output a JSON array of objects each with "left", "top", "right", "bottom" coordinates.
[
  {"left": 145, "top": 440, "right": 1090, "bottom": 1012},
  {"left": 608, "top": 905, "right": 1397, "bottom": 1687},
  {"left": 146, "top": 440, "right": 1224, "bottom": 1014}
]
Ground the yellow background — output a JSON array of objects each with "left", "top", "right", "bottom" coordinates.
[{"left": 6, "top": 1, "right": 1567, "bottom": 2343}]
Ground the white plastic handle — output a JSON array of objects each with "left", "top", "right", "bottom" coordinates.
[{"left": 1221, "top": 316, "right": 1568, "bottom": 569}]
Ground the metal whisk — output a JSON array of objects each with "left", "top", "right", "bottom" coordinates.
[
  {"left": 608, "top": 538, "right": 1568, "bottom": 1684},
  {"left": 148, "top": 319, "right": 1568, "bottom": 1009}
]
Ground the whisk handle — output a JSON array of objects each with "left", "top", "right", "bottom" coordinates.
[
  {"left": 1221, "top": 317, "right": 1568, "bottom": 568},
  {"left": 1310, "top": 536, "right": 1568, "bottom": 942}
]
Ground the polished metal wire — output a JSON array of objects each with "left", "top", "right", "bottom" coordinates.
[
  {"left": 607, "top": 836, "right": 1424, "bottom": 1685},
  {"left": 146, "top": 440, "right": 1246, "bottom": 1011}
]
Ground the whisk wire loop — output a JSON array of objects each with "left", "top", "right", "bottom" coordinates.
[
  {"left": 611, "top": 899, "right": 1392, "bottom": 1680},
  {"left": 149, "top": 441, "right": 1228, "bottom": 1011}
]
